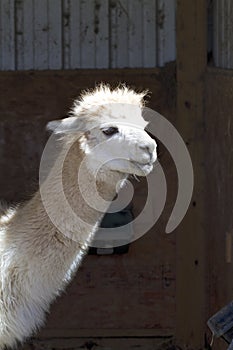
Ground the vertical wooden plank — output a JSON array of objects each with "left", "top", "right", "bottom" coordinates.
[
  {"left": 142, "top": 0, "right": 156, "bottom": 68},
  {"left": 62, "top": 0, "right": 71, "bottom": 69},
  {"left": 94, "top": 0, "right": 109, "bottom": 68},
  {"left": 212, "top": 0, "right": 218, "bottom": 66},
  {"left": 0, "top": 1, "right": 2, "bottom": 69},
  {"left": 213, "top": 0, "right": 233, "bottom": 69},
  {"left": 205, "top": 69, "right": 233, "bottom": 350},
  {"left": 164, "top": 0, "right": 176, "bottom": 64},
  {"left": 230, "top": 0, "right": 233, "bottom": 68},
  {"left": 213, "top": 1, "right": 221, "bottom": 67},
  {"left": 23, "top": 0, "right": 34, "bottom": 70},
  {"left": 128, "top": 0, "right": 143, "bottom": 67},
  {"left": 48, "top": 0, "right": 62, "bottom": 69},
  {"left": 220, "top": 0, "right": 224, "bottom": 67},
  {"left": 80, "top": 0, "right": 95, "bottom": 68},
  {"left": 15, "top": 0, "right": 24, "bottom": 70},
  {"left": 227, "top": 0, "right": 232, "bottom": 68},
  {"left": 69, "top": 0, "right": 81, "bottom": 69},
  {"left": 157, "top": 0, "right": 165, "bottom": 67},
  {"left": 157, "top": 0, "right": 176, "bottom": 67},
  {"left": 226, "top": 232, "right": 232, "bottom": 264},
  {"left": 176, "top": 1, "right": 207, "bottom": 349},
  {"left": 116, "top": 0, "right": 129, "bottom": 68},
  {"left": 34, "top": 0, "right": 48, "bottom": 69},
  {"left": 109, "top": 0, "right": 128, "bottom": 68},
  {"left": 225, "top": 0, "right": 230, "bottom": 68},
  {"left": 0, "top": 0, "right": 15, "bottom": 70},
  {"left": 217, "top": 0, "right": 230, "bottom": 69},
  {"left": 222, "top": 0, "right": 227, "bottom": 68},
  {"left": 109, "top": 0, "right": 117, "bottom": 68}
]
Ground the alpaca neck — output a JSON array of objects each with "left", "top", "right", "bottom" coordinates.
[
  {"left": 38, "top": 137, "right": 126, "bottom": 245},
  {"left": 0, "top": 139, "right": 128, "bottom": 348},
  {"left": 5, "top": 138, "right": 127, "bottom": 291}
]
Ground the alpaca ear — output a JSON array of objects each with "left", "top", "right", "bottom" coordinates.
[
  {"left": 46, "top": 120, "right": 62, "bottom": 133},
  {"left": 47, "top": 117, "right": 87, "bottom": 134}
]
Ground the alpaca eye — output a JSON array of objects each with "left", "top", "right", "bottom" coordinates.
[{"left": 102, "top": 127, "right": 119, "bottom": 136}]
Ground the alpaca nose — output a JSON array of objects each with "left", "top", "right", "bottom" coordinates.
[
  {"left": 139, "top": 140, "right": 157, "bottom": 162},
  {"left": 139, "top": 145, "right": 150, "bottom": 153},
  {"left": 139, "top": 141, "right": 156, "bottom": 154}
]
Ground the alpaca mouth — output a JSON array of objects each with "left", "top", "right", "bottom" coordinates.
[
  {"left": 131, "top": 160, "right": 153, "bottom": 167},
  {"left": 131, "top": 160, "right": 154, "bottom": 173}
]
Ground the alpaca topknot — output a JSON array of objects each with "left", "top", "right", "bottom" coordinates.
[{"left": 70, "top": 84, "right": 149, "bottom": 117}]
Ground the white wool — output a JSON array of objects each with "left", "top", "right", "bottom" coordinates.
[
  {"left": 0, "top": 85, "right": 157, "bottom": 349},
  {"left": 71, "top": 84, "right": 148, "bottom": 115}
]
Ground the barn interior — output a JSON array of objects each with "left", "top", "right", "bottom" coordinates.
[{"left": 0, "top": 1, "right": 233, "bottom": 349}]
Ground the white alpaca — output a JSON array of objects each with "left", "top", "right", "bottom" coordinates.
[{"left": 0, "top": 85, "right": 157, "bottom": 349}]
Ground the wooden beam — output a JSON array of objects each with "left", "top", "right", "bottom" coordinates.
[
  {"left": 176, "top": 1, "right": 207, "bottom": 348},
  {"left": 205, "top": 67, "right": 233, "bottom": 350}
]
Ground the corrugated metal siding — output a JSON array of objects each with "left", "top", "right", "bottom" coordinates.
[
  {"left": 213, "top": 0, "right": 233, "bottom": 69},
  {"left": 0, "top": 0, "right": 176, "bottom": 71}
]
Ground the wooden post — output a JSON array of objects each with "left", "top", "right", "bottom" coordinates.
[{"left": 176, "top": 1, "right": 207, "bottom": 348}]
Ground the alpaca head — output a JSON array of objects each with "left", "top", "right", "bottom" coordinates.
[{"left": 47, "top": 85, "right": 157, "bottom": 178}]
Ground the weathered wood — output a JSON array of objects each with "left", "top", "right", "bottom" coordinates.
[
  {"left": 176, "top": 0, "right": 207, "bottom": 348},
  {"left": 0, "top": 0, "right": 176, "bottom": 70},
  {"left": 157, "top": 0, "right": 176, "bottom": 67},
  {"left": 128, "top": 0, "right": 143, "bottom": 67},
  {"left": 62, "top": 0, "right": 70, "bottom": 69},
  {"left": 23, "top": 0, "right": 34, "bottom": 70},
  {"left": 80, "top": 0, "right": 95, "bottom": 68},
  {"left": 34, "top": 0, "right": 48, "bottom": 70},
  {"left": 39, "top": 328, "right": 172, "bottom": 338},
  {"left": 143, "top": 0, "right": 157, "bottom": 68},
  {"left": 94, "top": 0, "right": 109, "bottom": 68},
  {"left": 0, "top": 0, "right": 15, "bottom": 70},
  {"left": 69, "top": 0, "right": 81, "bottom": 69},
  {"left": 205, "top": 67, "right": 233, "bottom": 350},
  {"left": 48, "top": 0, "right": 62, "bottom": 69},
  {"left": 22, "top": 336, "right": 173, "bottom": 350},
  {"left": 109, "top": 0, "right": 129, "bottom": 68},
  {"left": 15, "top": 0, "right": 24, "bottom": 70},
  {"left": 213, "top": 0, "right": 233, "bottom": 69}
]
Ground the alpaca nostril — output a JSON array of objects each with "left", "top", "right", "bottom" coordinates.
[
  {"left": 139, "top": 145, "right": 153, "bottom": 162},
  {"left": 139, "top": 143, "right": 157, "bottom": 162},
  {"left": 139, "top": 145, "right": 150, "bottom": 152},
  {"left": 139, "top": 143, "right": 156, "bottom": 154}
]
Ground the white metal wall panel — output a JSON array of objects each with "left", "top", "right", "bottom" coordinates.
[
  {"left": 213, "top": 0, "right": 233, "bottom": 69},
  {"left": 0, "top": 0, "right": 176, "bottom": 71}
]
